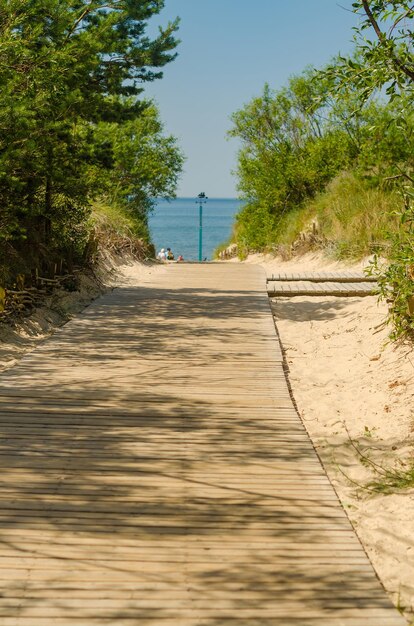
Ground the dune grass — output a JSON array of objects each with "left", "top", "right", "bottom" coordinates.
[
  {"left": 90, "top": 199, "right": 153, "bottom": 260},
  {"left": 91, "top": 199, "right": 150, "bottom": 241},
  {"left": 268, "top": 172, "right": 402, "bottom": 260}
]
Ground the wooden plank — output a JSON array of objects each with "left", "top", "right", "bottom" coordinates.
[
  {"left": 0, "top": 602, "right": 401, "bottom": 617},
  {"left": 267, "top": 273, "right": 377, "bottom": 283},
  {"left": 0, "top": 619, "right": 404, "bottom": 626},
  {"left": 268, "top": 281, "right": 376, "bottom": 297}
]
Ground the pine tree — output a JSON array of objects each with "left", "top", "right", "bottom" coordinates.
[{"left": 0, "top": 0, "right": 181, "bottom": 274}]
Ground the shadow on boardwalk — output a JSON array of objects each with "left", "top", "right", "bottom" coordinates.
[{"left": 0, "top": 280, "right": 403, "bottom": 624}]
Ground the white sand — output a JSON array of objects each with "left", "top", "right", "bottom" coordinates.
[{"left": 243, "top": 252, "right": 414, "bottom": 621}]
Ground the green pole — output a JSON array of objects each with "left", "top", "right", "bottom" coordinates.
[{"left": 198, "top": 201, "right": 203, "bottom": 262}]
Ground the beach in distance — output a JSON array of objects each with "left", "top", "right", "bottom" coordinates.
[{"left": 149, "top": 197, "right": 241, "bottom": 261}]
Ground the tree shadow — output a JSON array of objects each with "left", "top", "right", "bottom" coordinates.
[
  {"left": 270, "top": 296, "right": 366, "bottom": 323},
  {"left": 0, "top": 269, "right": 403, "bottom": 624}
]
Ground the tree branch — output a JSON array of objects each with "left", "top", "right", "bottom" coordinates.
[
  {"left": 64, "top": 2, "right": 120, "bottom": 42},
  {"left": 361, "top": 0, "right": 414, "bottom": 82},
  {"left": 65, "top": 6, "right": 94, "bottom": 41},
  {"left": 361, "top": 0, "right": 385, "bottom": 40},
  {"left": 388, "top": 4, "right": 414, "bottom": 37}
]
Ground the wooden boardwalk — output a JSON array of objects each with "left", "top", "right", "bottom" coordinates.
[
  {"left": 267, "top": 272, "right": 377, "bottom": 297},
  {"left": 0, "top": 264, "right": 405, "bottom": 626},
  {"left": 266, "top": 272, "right": 377, "bottom": 282}
]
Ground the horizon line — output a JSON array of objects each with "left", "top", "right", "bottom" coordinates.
[{"left": 154, "top": 196, "right": 241, "bottom": 200}]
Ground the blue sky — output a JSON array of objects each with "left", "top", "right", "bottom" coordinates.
[{"left": 144, "top": 1, "right": 359, "bottom": 198}]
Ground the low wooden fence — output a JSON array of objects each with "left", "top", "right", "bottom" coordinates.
[{"left": 0, "top": 260, "right": 80, "bottom": 318}]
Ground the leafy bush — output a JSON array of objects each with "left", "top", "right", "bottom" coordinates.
[{"left": 368, "top": 197, "right": 414, "bottom": 340}]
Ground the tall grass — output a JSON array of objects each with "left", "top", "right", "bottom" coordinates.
[
  {"left": 90, "top": 200, "right": 153, "bottom": 260},
  {"left": 91, "top": 200, "right": 150, "bottom": 241},
  {"left": 273, "top": 172, "right": 401, "bottom": 260}
]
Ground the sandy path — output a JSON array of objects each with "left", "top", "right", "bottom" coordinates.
[{"left": 243, "top": 252, "right": 414, "bottom": 622}]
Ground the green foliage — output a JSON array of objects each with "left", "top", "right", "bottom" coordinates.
[
  {"left": 229, "top": 64, "right": 412, "bottom": 256},
  {"left": 92, "top": 104, "right": 184, "bottom": 218},
  {"left": 329, "top": 1, "right": 414, "bottom": 102},
  {"left": 369, "top": 199, "right": 414, "bottom": 340},
  {"left": 229, "top": 71, "right": 355, "bottom": 234},
  {"left": 324, "top": 1, "right": 414, "bottom": 339},
  {"left": 0, "top": 0, "right": 183, "bottom": 281},
  {"left": 343, "top": 425, "right": 414, "bottom": 496},
  {"left": 366, "top": 460, "right": 414, "bottom": 494},
  {"left": 234, "top": 201, "right": 279, "bottom": 255},
  {"left": 229, "top": 1, "right": 414, "bottom": 340}
]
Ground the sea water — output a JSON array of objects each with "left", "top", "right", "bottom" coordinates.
[{"left": 149, "top": 197, "right": 241, "bottom": 261}]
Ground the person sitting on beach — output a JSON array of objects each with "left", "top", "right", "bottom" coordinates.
[
  {"left": 177, "top": 254, "right": 184, "bottom": 262},
  {"left": 166, "top": 248, "right": 175, "bottom": 261},
  {"left": 157, "top": 248, "right": 166, "bottom": 261}
]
